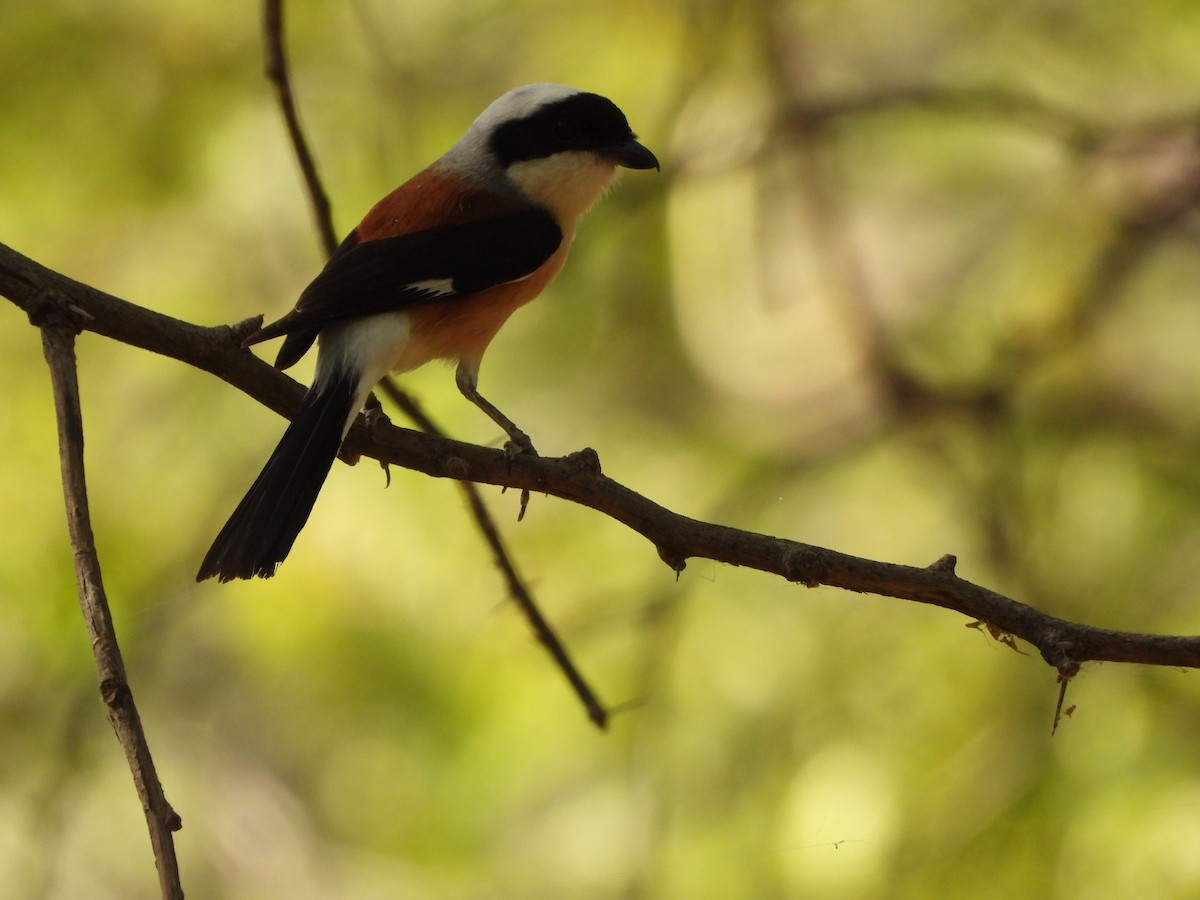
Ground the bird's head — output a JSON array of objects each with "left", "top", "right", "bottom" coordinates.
[{"left": 444, "top": 83, "right": 658, "bottom": 221}]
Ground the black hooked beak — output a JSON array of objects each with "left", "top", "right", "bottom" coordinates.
[{"left": 605, "top": 135, "right": 660, "bottom": 171}]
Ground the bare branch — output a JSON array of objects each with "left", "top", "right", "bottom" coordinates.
[
  {"left": 263, "top": 0, "right": 338, "bottom": 257},
  {"left": 258, "top": 1, "right": 599, "bottom": 724},
  {"left": 34, "top": 300, "right": 183, "bottom": 900},
  {"left": 6, "top": 241, "right": 1200, "bottom": 688},
  {"left": 374, "top": 379, "right": 610, "bottom": 728}
]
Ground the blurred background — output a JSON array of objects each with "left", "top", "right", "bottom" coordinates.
[{"left": 4, "top": 0, "right": 1200, "bottom": 897}]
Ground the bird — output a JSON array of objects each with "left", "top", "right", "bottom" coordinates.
[{"left": 197, "top": 83, "right": 658, "bottom": 582}]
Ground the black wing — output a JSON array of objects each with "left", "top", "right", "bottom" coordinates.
[{"left": 250, "top": 208, "right": 562, "bottom": 369}]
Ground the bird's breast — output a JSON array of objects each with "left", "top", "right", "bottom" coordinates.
[{"left": 397, "top": 236, "right": 573, "bottom": 371}]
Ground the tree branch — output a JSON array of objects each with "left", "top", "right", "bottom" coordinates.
[
  {"left": 257, "top": 1, "right": 606, "bottom": 725},
  {"left": 6, "top": 239, "right": 1200, "bottom": 695},
  {"left": 373, "top": 379, "right": 611, "bottom": 728},
  {"left": 34, "top": 298, "right": 184, "bottom": 900},
  {"left": 262, "top": 0, "right": 338, "bottom": 257}
]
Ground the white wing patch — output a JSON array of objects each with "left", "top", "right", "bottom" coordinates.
[{"left": 407, "top": 277, "right": 457, "bottom": 297}]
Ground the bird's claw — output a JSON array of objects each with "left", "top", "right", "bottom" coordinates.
[{"left": 503, "top": 433, "right": 538, "bottom": 460}]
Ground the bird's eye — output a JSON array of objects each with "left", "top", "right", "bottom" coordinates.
[{"left": 552, "top": 119, "right": 582, "bottom": 145}]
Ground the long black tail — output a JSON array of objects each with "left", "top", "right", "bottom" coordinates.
[{"left": 197, "top": 370, "right": 359, "bottom": 582}]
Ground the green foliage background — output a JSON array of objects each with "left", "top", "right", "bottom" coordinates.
[{"left": 4, "top": 1, "right": 1200, "bottom": 897}]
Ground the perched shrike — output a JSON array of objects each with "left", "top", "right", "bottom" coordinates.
[{"left": 198, "top": 84, "right": 658, "bottom": 582}]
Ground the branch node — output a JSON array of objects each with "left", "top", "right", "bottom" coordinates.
[
  {"left": 1051, "top": 660, "right": 1079, "bottom": 736},
  {"left": 927, "top": 553, "right": 958, "bottom": 574},
  {"left": 656, "top": 544, "right": 687, "bottom": 576},
  {"left": 1040, "top": 637, "right": 1083, "bottom": 676},
  {"left": 564, "top": 447, "right": 603, "bottom": 476},
  {"left": 99, "top": 675, "right": 131, "bottom": 708},
  {"left": 440, "top": 453, "right": 469, "bottom": 480},
  {"left": 230, "top": 314, "right": 265, "bottom": 346},
  {"left": 781, "top": 543, "right": 826, "bottom": 587},
  {"left": 27, "top": 286, "right": 92, "bottom": 332}
]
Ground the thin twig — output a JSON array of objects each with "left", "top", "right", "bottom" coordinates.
[
  {"left": 263, "top": 0, "right": 338, "bottom": 257},
  {"left": 1051, "top": 666, "right": 1076, "bottom": 736},
  {"left": 376, "top": 380, "right": 609, "bottom": 728},
  {"left": 35, "top": 301, "right": 184, "bottom": 900}
]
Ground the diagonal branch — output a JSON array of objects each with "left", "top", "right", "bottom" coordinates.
[
  {"left": 35, "top": 301, "right": 184, "bottom": 900},
  {"left": 374, "top": 379, "right": 610, "bottom": 728},
  {"left": 262, "top": 0, "right": 338, "bottom": 257},
  {"left": 258, "top": 0, "right": 605, "bottom": 725},
  {"left": 6, "top": 240, "right": 1200, "bottom": 689}
]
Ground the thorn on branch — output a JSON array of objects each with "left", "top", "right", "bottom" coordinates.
[
  {"left": 26, "top": 287, "right": 92, "bottom": 333},
  {"left": 1052, "top": 664, "right": 1079, "bottom": 736},
  {"left": 1039, "top": 638, "right": 1083, "bottom": 674},
  {"left": 656, "top": 543, "right": 688, "bottom": 577},
  {"left": 1041, "top": 640, "right": 1083, "bottom": 735}
]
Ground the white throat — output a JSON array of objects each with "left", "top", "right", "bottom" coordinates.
[{"left": 505, "top": 152, "right": 619, "bottom": 222}]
